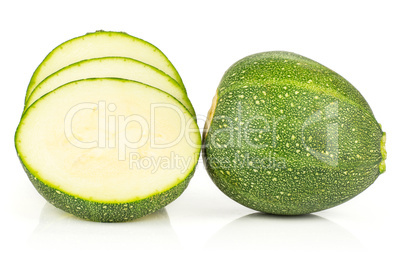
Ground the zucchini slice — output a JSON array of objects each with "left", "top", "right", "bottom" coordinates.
[
  {"left": 16, "top": 78, "right": 201, "bottom": 222},
  {"left": 25, "top": 57, "right": 194, "bottom": 115}
]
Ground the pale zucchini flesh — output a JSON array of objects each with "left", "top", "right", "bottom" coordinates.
[{"left": 25, "top": 57, "right": 194, "bottom": 115}]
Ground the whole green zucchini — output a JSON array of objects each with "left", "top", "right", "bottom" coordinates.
[{"left": 203, "top": 51, "right": 386, "bottom": 215}]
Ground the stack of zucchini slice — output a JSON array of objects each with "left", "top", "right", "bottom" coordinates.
[{"left": 15, "top": 31, "right": 201, "bottom": 222}]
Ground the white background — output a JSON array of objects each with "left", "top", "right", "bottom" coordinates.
[{"left": 1, "top": 0, "right": 401, "bottom": 267}]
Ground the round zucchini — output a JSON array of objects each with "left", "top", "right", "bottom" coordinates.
[{"left": 203, "top": 51, "right": 386, "bottom": 215}]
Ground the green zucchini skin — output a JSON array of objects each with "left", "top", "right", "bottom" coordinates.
[
  {"left": 203, "top": 51, "right": 386, "bottom": 215},
  {"left": 20, "top": 157, "right": 194, "bottom": 222}
]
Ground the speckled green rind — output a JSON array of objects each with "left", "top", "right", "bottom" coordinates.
[
  {"left": 217, "top": 51, "right": 374, "bottom": 116},
  {"left": 21, "top": 157, "right": 195, "bottom": 222},
  {"left": 203, "top": 51, "right": 385, "bottom": 215}
]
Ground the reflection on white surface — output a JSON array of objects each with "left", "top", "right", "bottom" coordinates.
[
  {"left": 29, "top": 202, "right": 180, "bottom": 250},
  {"left": 205, "top": 212, "right": 362, "bottom": 250}
]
